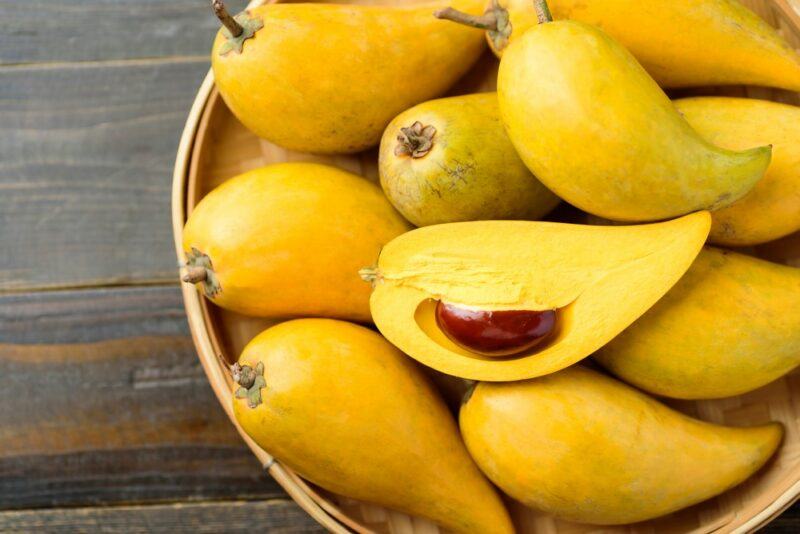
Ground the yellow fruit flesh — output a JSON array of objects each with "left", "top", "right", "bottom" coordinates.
[
  {"left": 212, "top": 1, "right": 485, "bottom": 154},
  {"left": 488, "top": 0, "right": 800, "bottom": 90},
  {"left": 368, "top": 212, "right": 710, "bottom": 381},
  {"left": 233, "top": 319, "right": 514, "bottom": 534},
  {"left": 596, "top": 247, "right": 800, "bottom": 399},
  {"left": 379, "top": 92, "right": 559, "bottom": 226},
  {"left": 182, "top": 163, "right": 411, "bottom": 321},
  {"left": 498, "top": 20, "right": 770, "bottom": 222},
  {"left": 460, "top": 366, "right": 783, "bottom": 525},
  {"left": 675, "top": 97, "right": 800, "bottom": 246}
]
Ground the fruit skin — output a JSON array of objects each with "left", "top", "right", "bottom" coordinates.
[
  {"left": 484, "top": 0, "right": 800, "bottom": 91},
  {"left": 675, "top": 97, "right": 800, "bottom": 246},
  {"left": 379, "top": 92, "right": 559, "bottom": 226},
  {"left": 366, "top": 211, "right": 710, "bottom": 381},
  {"left": 460, "top": 366, "right": 783, "bottom": 525},
  {"left": 497, "top": 20, "right": 771, "bottom": 222},
  {"left": 182, "top": 163, "right": 411, "bottom": 321},
  {"left": 233, "top": 319, "right": 515, "bottom": 534},
  {"left": 211, "top": 1, "right": 485, "bottom": 154},
  {"left": 595, "top": 247, "right": 800, "bottom": 399}
]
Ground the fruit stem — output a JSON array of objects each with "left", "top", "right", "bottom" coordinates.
[
  {"left": 359, "top": 267, "right": 381, "bottom": 284},
  {"left": 212, "top": 0, "right": 243, "bottom": 37},
  {"left": 231, "top": 363, "right": 256, "bottom": 389},
  {"left": 533, "top": 0, "right": 553, "bottom": 23},
  {"left": 434, "top": 7, "right": 498, "bottom": 31},
  {"left": 182, "top": 265, "right": 208, "bottom": 283}
]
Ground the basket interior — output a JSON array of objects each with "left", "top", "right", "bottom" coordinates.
[{"left": 180, "top": 1, "right": 800, "bottom": 532}]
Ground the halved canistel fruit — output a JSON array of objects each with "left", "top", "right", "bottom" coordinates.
[{"left": 361, "top": 211, "right": 711, "bottom": 381}]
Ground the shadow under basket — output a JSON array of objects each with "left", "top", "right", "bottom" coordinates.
[{"left": 172, "top": 0, "right": 800, "bottom": 531}]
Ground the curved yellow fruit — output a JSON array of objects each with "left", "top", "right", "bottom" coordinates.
[
  {"left": 460, "top": 366, "right": 783, "bottom": 525},
  {"left": 595, "top": 247, "right": 800, "bottom": 399},
  {"left": 497, "top": 19, "right": 771, "bottom": 222},
  {"left": 233, "top": 319, "right": 514, "bottom": 534},
  {"left": 379, "top": 92, "right": 559, "bottom": 226},
  {"left": 211, "top": 1, "right": 485, "bottom": 154},
  {"left": 365, "top": 212, "right": 710, "bottom": 381},
  {"left": 674, "top": 97, "right": 800, "bottom": 246},
  {"left": 182, "top": 163, "right": 411, "bottom": 321},
  {"left": 476, "top": 0, "right": 800, "bottom": 90}
]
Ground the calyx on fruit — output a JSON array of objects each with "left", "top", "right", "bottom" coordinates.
[
  {"left": 211, "top": 0, "right": 263, "bottom": 56},
  {"left": 461, "top": 366, "right": 784, "bottom": 524},
  {"left": 363, "top": 211, "right": 711, "bottom": 381}
]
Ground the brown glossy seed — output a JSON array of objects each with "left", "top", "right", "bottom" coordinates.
[{"left": 435, "top": 301, "right": 557, "bottom": 356}]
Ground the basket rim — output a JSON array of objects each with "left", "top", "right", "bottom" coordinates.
[{"left": 170, "top": 0, "right": 800, "bottom": 532}]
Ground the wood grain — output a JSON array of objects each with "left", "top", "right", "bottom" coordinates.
[
  {"left": 0, "top": 0, "right": 248, "bottom": 65},
  {"left": 0, "top": 59, "right": 208, "bottom": 291},
  {"left": 0, "top": 285, "right": 283, "bottom": 509},
  {"left": 0, "top": 499, "right": 325, "bottom": 533}
]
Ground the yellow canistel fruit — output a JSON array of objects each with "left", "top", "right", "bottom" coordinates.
[
  {"left": 363, "top": 211, "right": 710, "bottom": 381},
  {"left": 497, "top": 13, "right": 771, "bottom": 222},
  {"left": 596, "top": 247, "right": 800, "bottom": 399},
  {"left": 181, "top": 163, "right": 411, "bottom": 321},
  {"left": 211, "top": 0, "right": 486, "bottom": 154},
  {"left": 232, "top": 319, "right": 515, "bottom": 534},
  {"left": 439, "top": 0, "right": 800, "bottom": 91},
  {"left": 675, "top": 97, "right": 800, "bottom": 246},
  {"left": 460, "top": 366, "right": 784, "bottom": 525},
  {"left": 379, "top": 92, "right": 559, "bottom": 226}
]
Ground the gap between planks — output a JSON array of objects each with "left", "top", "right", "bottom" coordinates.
[{"left": 0, "top": 54, "right": 209, "bottom": 71}]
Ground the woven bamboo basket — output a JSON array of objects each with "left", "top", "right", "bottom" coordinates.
[{"left": 172, "top": 0, "right": 800, "bottom": 531}]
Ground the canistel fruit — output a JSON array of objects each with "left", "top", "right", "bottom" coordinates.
[
  {"left": 495, "top": 0, "right": 770, "bottom": 222},
  {"left": 595, "top": 247, "right": 800, "bottom": 399},
  {"left": 674, "top": 97, "right": 800, "bottom": 246},
  {"left": 181, "top": 163, "right": 410, "bottom": 321},
  {"left": 232, "top": 319, "right": 515, "bottom": 534},
  {"left": 210, "top": 0, "right": 486, "bottom": 154},
  {"left": 437, "top": 0, "right": 800, "bottom": 91},
  {"left": 379, "top": 92, "right": 559, "bottom": 226},
  {"left": 363, "top": 212, "right": 710, "bottom": 381},
  {"left": 461, "top": 366, "right": 783, "bottom": 524},
  {"left": 436, "top": 302, "right": 557, "bottom": 356}
]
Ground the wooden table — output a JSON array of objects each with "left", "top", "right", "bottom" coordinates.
[{"left": 0, "top": 1, "right": 797, "bottom": 532}]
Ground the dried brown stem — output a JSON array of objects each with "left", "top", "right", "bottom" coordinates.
[
  {"left": 182, "top": 265, "right": 208, "bottom": 284},
  {"left": 434, "top": 7, "right": 498, "bottom": 31},
  {"left": 533, "top": 0, "right": 553, "bottom": 23},
  {"left": 212, "top": 0, "right": 243, "bottom": 37}
]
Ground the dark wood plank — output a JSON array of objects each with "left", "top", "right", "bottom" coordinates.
[
  {"left": 0, "top": 0, "right": 248, "bottom": 65},
  {"left": 0, "top": 499, "right": 325, "bottom": 533},
  {"left": 0, "top": 59, "right": 208, "bottom": 290},
  {"left": 0, "top": 285, "right": 283, "bottom": 509},
  {"left": 766, "top": 505, "right": 800, "bottom": 532}
]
